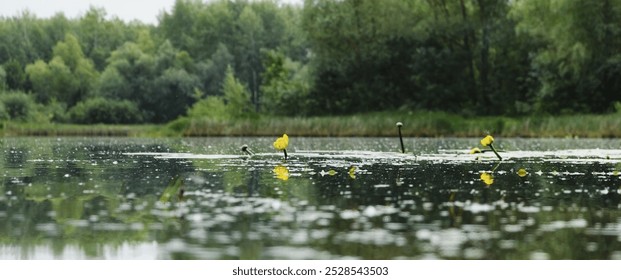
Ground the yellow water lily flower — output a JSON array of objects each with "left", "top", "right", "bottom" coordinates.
[
  {"left": 517, "top": 168, "right": 528, "bottom": 177},
  {"left": 273, "top": 134, "right": 289, "bottom": 150},
  {"left": 480, "top": 172, "right": 494, "bottom": 185},
  {"left": 470, "top": 147, "right": 482, "bottom": 154},
  {"left": 479, "top": 134, "right": 502, "bottom": 160},
  {"left": 273, "top": 165, "right": 289, "bottom": 181},
  {"left": 273, "top": 134, "right": 289, "bottom": 160},
  {"left": 480, "top": 135, "right": 494, "bottom": 147}
]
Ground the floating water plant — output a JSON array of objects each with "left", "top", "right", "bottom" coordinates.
[
  {"left": 273, "top": 134, "right": 289, "bottom": 160},
  {"left": 320, "top": 169, "right": 337, "bottom": 176},
  {"left": 517, "top": 168, "right": 528, "bottom": 177},
  {"left": 241, "top": 144, "right": 254, "bottom": 155},
  {"left": 273, "top": 165, "right": 289, "bottom": 181},
  {"left": 481, "top": 135, "right": 502, "bottom": 160},
  {"left": 396, "top": 122, "right": 405, "bottom": 153},
  {"left": 349, "top": 166, "right": 356, "bottom": 179}
]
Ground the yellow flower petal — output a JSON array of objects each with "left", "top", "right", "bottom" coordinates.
[
  {"left": 480, "top": 135, "right": 494, "bottom": 147},
  {"left": 273, "top": 134, "right": 289, "bottom": 151},
  {"left": 470, "top": 147, "right": 482, "bottom": 154},
  {"left": 517, "top": 168, "right": 528, "bottom": 177},
  {"left": 480, "top": 172, "right": 494, "bottom": 185}
]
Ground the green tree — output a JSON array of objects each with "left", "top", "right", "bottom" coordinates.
[
  {"left": 302, "top": 0, "right": 425, "bottom": 114},
  {"left": 76, "top": 7, "right": 131, "bottom": 70},
  {"left": 3, "top": 59, "right": 28, "bottom": 91},
  {"left": 96, "top": 42, "right": 155, "bottom": 110},
  {"left": 222, "top": 65, "right": 253, "bottom": 118},
  {"left": 159, "top": 0, "right": 307, "bottom": 112},
  {"left": 0, "top": 91, "right": 36, "bottom": 121},
  {"left": 24, "top": 60, "right": 53, "bottom": 102},
  {"left": 69, "top": 97, "right": 143, "bottom": 124},
  {"left": 150, "top": 68, "right": 200, "bottom": 123},
  {"left": 0, "top": 65, "right": 6, "bottom": 91},
  {"left": 187, "top": 95, "right": 228, "bottom": 120},
  {"left": 237, "top": 6, "right": 265, "bottom": 111},
  {"left": 25, "top": 33, "right": 98, "bottom": 106},
  {"left": 260, "top": 49, "right": 310, "bottom": 115},
  {"left": 96, "top": 40, "right": 200, "bottom": 123},
  {"left": 512, "top": 0, "right": 621, "bottom": 113},
  {"left": 196, "top": 43, "right": 234, "bottom": 96},
  {"left": 188, "top": 66, "right": 253, "bottom": 120}
]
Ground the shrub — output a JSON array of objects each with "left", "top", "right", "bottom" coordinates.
[
  {"left": 187, "top": 96, "right": 228, "bottom": 120},
  {"left": 69, "top": 98, "right": 143, "bottom": 124},
  {"left": 0, "top": 91, "right": 36, "bottom": 121},
  {"left": 0, "top": 103, "right": 9, "bottom": 121}
]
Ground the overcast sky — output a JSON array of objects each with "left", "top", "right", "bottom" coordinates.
[
  {"left": 0, "top": 0, "right": 178, "bottom": 25},
  {"left": 0, "top": 0, "right": 302, "bottom": 25}
]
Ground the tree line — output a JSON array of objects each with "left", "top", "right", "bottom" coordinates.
[{"left": 1, "top": 0, "right": 620, "bottom": 124}]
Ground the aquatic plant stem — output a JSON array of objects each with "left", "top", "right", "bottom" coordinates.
[
  {"left": 491, "top": 161, "right": 502, "bottom": 172},
  {"left": 241, "top": 145, "right": 254, "bottom": 155},
  {"left": 489, "top": 144, "right": 502, "bottom": 160},
  {"left": 283, "top": 149, "right": 288, "bottom": 160},
  {"left": 396, "top": 122, "right": 405, "bottom": 153}
]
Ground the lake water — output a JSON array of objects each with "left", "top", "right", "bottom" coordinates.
[{"left": 1, "top": 137, "right": 621, "bottom": 259}]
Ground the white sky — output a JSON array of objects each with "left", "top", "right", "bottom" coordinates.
[
  {"left": 0, "top": 0, "right": 178, "bottom": 25},
  {"left": 0, "top": 0, "right": 302, "bottom": 25}
]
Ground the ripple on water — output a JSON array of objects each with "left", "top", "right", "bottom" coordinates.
[
  {"left": 263, "top": 246, "right": 334, "bottom": 260},
  {"left": 429, "top": 229, "right": 466, "bottom": 258},
  {"left": 464, "top": 203, "right": 495, "bottom": 214},
  {"left": 336, "top": 228, "right": 402, "bottom": 246},
  {"left": 362, "top": 205, "right": 398, "bottom": 218},
  {"left": 339, "top": 209, "right": 360, "bottom": 220},
  {"left": 295, "top": 210, "right": 334, "bottom": 224},
  {"left": 540, "top": 219, "right": 588, "bottom": 232}
]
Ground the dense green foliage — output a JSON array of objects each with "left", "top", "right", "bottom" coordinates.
[
  {"left": 0, "top": 91, "right": 39, "bottom": 121},
  {"left": 1, "top": 0, "right": 621, "bottom": 125},
  {"left": 69, "top": 97, "right": 143, "bottom": 124}
]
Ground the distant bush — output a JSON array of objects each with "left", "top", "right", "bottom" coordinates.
[
  {"left": 187, "top": 96, "right": 229, "bottom": 120},
  {"left": 0, "top": 66, "right": 7, "bottom": 91},
  {"left": 43, "top": 99, "right": 69, "bottom": 123},
  {"left": 0, "top": 91, "right": 36, "bottom": 121},
  {"left": 167, "top": 116, "right": 190, "bottom": 133},
  {"left": 0, "top": 103, "right": 9, "bottom": 121},
  {"left": 69, "top": 98, "right": 143, "bottom": 124}
]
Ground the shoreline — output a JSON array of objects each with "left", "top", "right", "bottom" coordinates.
[{"left": 3, "top": 111, "right": 621, "bottom": 138}]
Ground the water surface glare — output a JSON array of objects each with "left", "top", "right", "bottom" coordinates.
[{"left": 1, "top": 137, "right": 621, "bottom": 259}]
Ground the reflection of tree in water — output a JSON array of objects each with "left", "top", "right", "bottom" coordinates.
[
  {"left": 278, "top": 159, "right": 621, "bottom": 259},
  {"left": 4, "top": 138, "right": 621, "bottom": 259},
  {"left": 233, "top": 168, "right": 260, "bottom": 196},
  {"left": 0, "top": 140, "right": 198, "bottom": 258}
]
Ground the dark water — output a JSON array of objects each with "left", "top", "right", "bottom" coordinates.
[{"left": 1, "top": 137, "right": 621, "bottom": 259}]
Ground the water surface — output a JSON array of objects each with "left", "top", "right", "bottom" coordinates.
[{"left": 1, "top": 137, "right": 621, "bottom": 259}]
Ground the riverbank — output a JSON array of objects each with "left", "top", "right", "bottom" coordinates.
[
  {"left": 167, "top": 111, "right": 621, "bottom": 138},
  {"left": 1, "top": 122, "right": 159, "bottom": 137},
  {"left": 3, "top": 111, "right": 621, "bottom": 138}
]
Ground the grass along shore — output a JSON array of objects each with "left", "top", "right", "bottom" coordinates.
[
  {"left": 1, "top": 122, "right": 159, "bottom": 137},
  {"left": 3, "top": 111, "right": 621, "bottom": 138}
]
